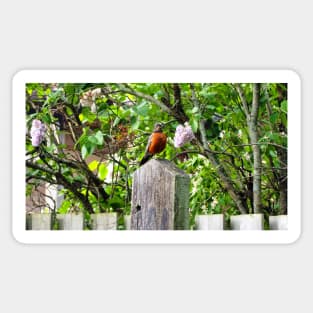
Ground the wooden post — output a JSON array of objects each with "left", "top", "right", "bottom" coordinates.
[{"left": 131, "top": 159, "right": 190, "bottom": 230}]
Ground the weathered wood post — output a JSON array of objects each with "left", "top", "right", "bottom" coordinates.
[{"left": 131, "top": 159, "right": 190, "bottom": 230}]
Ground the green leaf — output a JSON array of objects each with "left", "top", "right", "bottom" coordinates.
[
  {"left": 94, "top": 130, "right": 104, "bottom": 145},
  {"left": 120, "top": 109, "right": 131, "bottom": 119},
  {"left": 108, "top": 197, "right": 124, "bottom": 209},
  {"left": 281, "top": 100, "right": 287, "bottom": 113},
  {"left": 41, "top": 114, "right": 52, "bottom": 124},
  {"left": 281, "top": 114, "right": 287, "bottom": 128},
  {"left": 66, "top": 107, "right": 73, "bottom": 115},
  {"left": 81, "top": 145, "right": 88, "bottom": 159},
  {"left": 130, "top": 116, "right": 140, "bottom": 129},
  {"left": 79, "top": 113, "right": 86, "bottom": 122},
  {"left": 58, "top": 200, "right": 71, "bottom": 214},
  {"left": 191, "top": 107, "right": 199, "bottom": 114},
  {"left": 136, "top": 103, "right": 149, "bottom": 116},
  {"left": 189, "top": 118, "right": 198, "bottom": 133},
  {"left": 46, "top": 143, "right": 57, "bottom": 153},
  {"left": 88, "top": 136, "right": 99, "bottom": 145},
  {"left": 98, "top": 164, "right": 108, "bottom": 180},
  {"left": 88, "top": 160, "right": 99, "bottom": 171},
  {"left": 113, "top": 117, "right": 120, "bottom": 127},
  {"left": 81, "top": 142, "right": 95, "bottom": 159},
  {"left": 269, "top": 133, "right": 281, "bottom": 143},
  {"left": 75, "top": 127, "right": 89, "bottom": 149},
  {"left": 72, "top": 94, "right": 79, "bottom": 105},
  {"left": 87, "top": 131, "right": 103, "bottom": 146},
  {"left": 270, "top": 112, "right": 279, "bottom": 124},
  {"left": 269, "top": 149, "right": 276, "bottom": 158}
]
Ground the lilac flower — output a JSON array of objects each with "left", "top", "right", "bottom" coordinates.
[
  {"left": 31, "top": 135, "right": 41, "bottom": 147},
  {"left": 31, "top": 119, "right": 42, "bottom": 129},
  {"left": 173, "top": 122, "right": 195, "bottom": 148},
  {"left": 30, "top": 119, "right": 46, "bottom": 147}
]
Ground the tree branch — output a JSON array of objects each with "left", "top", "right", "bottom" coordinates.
[
  {"left": 26, "top": 160, "right": 95, "bottom": 213},
  {"left": 235, "top": 84, "right": 250, "bottom": 120},
  {"left": 117, "top": 83, "right": 188, "bottom": 123},
  {"left": 222, "top": 142, "right": 287, "bottom": 152}
]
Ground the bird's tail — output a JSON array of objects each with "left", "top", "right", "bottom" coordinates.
[{"left": 139, "top": 153, "right": 152, "bottom": 166}]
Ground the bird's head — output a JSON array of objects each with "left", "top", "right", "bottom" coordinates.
[{"left": 153, "top": 123, "right": 163, "bottom": 132}]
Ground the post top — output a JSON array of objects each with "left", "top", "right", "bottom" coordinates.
[{"left": 138, "top": 158, "right": 189, "bottom": 178}]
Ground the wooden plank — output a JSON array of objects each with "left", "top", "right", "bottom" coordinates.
[
  {"left": 195, "top": 214, "right": 224, "bottom": 230},
  {"left": 57, "top": 213, "right": 84, "bottom": 230},
  {"left": 26, "top": 213, "right": 52, "bottom": 230},
  {"left": 230, "top": 214, "right": 264, "bottom": 230},
  {"left": 269, "top": 215, "right": 288, "bottom": 230},
  {"left": 91, "top": 213, "right": 117, "bottom": 230}
]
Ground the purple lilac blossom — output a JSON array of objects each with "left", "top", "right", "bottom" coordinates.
[
  {"left": 173, "top": 122, "right": 195, "bottom": 148},
  {"left": 30, "top": 119, "right": 46, "bottom": 147}
]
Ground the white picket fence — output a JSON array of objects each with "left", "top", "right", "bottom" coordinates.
[
  {"left": 195, "top": 214, "right": 287, "bottom": 230},
  {"left": 26, "top": 213, "right": 288, "bottom": 230},
  {"left": 26, "top": 213, "right": 120, "bottom": 230}
]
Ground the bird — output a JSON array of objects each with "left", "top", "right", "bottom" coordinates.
[{"left": 139, "top": 123, "right": 167, "bottom": 166}]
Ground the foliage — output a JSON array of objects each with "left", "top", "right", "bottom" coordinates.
[{"left": 26, "top": 82, "right": 288, "bottom": 229}]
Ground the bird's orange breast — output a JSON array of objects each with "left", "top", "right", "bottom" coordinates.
[{"left": 148, "top": 132, "right": 167, "bottom": 154}]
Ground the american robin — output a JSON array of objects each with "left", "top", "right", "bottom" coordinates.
[{"left": 139, "top": 123, "right": 167, "bottom": 166}]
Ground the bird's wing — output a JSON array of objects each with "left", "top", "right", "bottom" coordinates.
[{"left": 145, "top": 134, "right": 153, "bottom": 154}]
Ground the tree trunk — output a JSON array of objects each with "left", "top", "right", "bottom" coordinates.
[
  {"left": 236, "top": 83, "right": 262, "bottom": 214},
  {"left": 249, "top": 84, "right": 262, "bottom": 213},
  {"left": 277, "top": 147, "right": 288, "bottom": 214},
  {"left": 264, "top": 84, "right": 288, "bottom": 215},
  {"left": 249, "top": 126, "right": 262, "bottom": 213}
]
